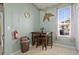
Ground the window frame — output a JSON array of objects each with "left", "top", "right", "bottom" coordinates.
[{"left": 57, "top": 6, "right": 72, "bottom": 37}]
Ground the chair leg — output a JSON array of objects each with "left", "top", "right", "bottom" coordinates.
[
  {"left": 36, "top": 43, "right": 38, "bottom": 48},
  {"left": 36, "top": 39, "right": 39, "bottom": 48},
  {"left": 42, "top": 39, "right": 44, "bottom": 50},
  {"left": 45, "top": 44, "right": 47, "bottom": 50},
  {"left": 41, "top": 37, "right": 48, "bottom": 50},
  {"left": 42, "top": 44, "right": 44, "bottom": 50},
  {"left": 42, "top": 41, "right": 47, "bottom": 50},
  {"left": 51, "top": 44, "right": 52, "bottom": 48},
  {"left": 51, "top": 41, "right": 52, "bottom": 48},
  {"left": 42, "top": 44, "right": 47, "bottom": 50}
]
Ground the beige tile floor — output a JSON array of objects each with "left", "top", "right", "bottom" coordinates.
[{"left": 16, "top": 45, "right": 79, "bottom": 55}]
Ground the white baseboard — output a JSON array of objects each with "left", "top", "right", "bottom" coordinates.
[
  {"left": 10, "top": 50, "right": 21, "bottom": 55},
  {"left": 11, "top": 43, "right": 77, "bottom": 55},
  {"left": 54, "top": 42, "right": 76, "bottom": 49},
  {"left": 10, "top": 44, "right": 32, "bottom": 55},
  {"left": 29, "top": 44, "right": 32, "bottom": 47}
]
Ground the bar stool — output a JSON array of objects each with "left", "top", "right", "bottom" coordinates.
[
  {"left": 38, "top": 33, "right": 47, "bottom": 50},
  {"left": 47, "top": 32, "right": 53, "bottom": 48}
]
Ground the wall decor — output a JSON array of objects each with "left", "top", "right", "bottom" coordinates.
[
  {"left": 24, "top": 11, "right": 30, "bottom": 18},
  {"left": 12, "top": 30, "right": 19, "bottom": 39},
  {"left": 43, "top": 13, "right": 54, "bottom": 22}
]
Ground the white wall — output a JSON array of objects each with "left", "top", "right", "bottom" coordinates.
[{"left": 75, "top": 4, "right": 79, "bottom": 51}]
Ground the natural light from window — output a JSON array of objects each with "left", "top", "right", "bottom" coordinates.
[{"left": 58, "top": 6, "right": 71, "bottom": 37}]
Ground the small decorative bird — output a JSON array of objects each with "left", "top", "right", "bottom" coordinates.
[{"left": 43, "top": 13, "right": 54, "bottom": 22}]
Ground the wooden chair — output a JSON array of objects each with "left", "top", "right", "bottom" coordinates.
[
  {"left": 37, "top": 33, "right": 47, "bottom": 50},
  {"left": 31, "top": 32, "right": 40, "bottom": 46},
  {"left": 47, "top": 32, "right": 53, "bottom": 48}
]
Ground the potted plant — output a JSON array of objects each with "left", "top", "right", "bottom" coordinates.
[{"left": 40, "top": 27, "right": 44, "bottom": 33}]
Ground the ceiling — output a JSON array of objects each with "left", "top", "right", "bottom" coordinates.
[{"left": 33, "top": 3, "right": 59, "bottom": 9}]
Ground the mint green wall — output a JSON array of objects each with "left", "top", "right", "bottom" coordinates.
[
  {"left": 40, "top": 8, "right": 57, "bottom": 41},
  {"left": 4, "top": 3, "right": 40, "bottom": 54},
  {"left": 40, "top": 4, "right": 76, "bottom": 47},
  {"left": 3, "top": 3, "right": 77, "bottom": 54}
]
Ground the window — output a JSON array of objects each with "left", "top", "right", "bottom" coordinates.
[{"left": 58, "top": 6, "right": 71, "bottom": 37}]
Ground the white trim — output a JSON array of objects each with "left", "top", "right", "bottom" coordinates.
[
  {"left": 10, "top": 50, "right": 21, "bottom": 55},
  {"left": 57, "top": 5, "right": 72, "bottom": 37},
  {"left": 57, "top": 35, "right": 71, "bottom": 37},
  {"left": 54, "top": 42, "right": 76, "bottom": 49},
  {"left": 10, "top": 44, "right": 32, "bottom": 55},
  {"left": 11, "top": 43, "right": 77, "bottom": 55},
  {"left": 29, "top": 44, "right": 32, "bottom": 47}
]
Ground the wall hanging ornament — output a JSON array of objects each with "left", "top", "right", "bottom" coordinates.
[
  {"left": 24, "top": 11, "right": 30, "bottom": 18},
  {"left": 43, "top": 13, "right": 54, "bottom": 22}
]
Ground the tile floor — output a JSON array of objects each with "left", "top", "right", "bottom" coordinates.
[{"left": 16, "top": 45, "right": 79, "bottom": 55}]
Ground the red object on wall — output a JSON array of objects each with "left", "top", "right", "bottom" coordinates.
[{"left": 12, "top": 30, "right": 19, "bottom": 39}]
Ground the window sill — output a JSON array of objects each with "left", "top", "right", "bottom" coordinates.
[{"left": 58, "top": 35, "right": 71, "bottom": 38}]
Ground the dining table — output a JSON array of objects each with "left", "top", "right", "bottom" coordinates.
[{"left": 31, "top": 32, "right": 53, "bottom": 48}]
